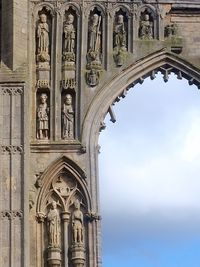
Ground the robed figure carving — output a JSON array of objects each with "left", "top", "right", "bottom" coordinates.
[
  {"left": 47, "top": 201, "right": 61, "bottom": 248},
  {"left": 88, "top": 14, "right": 101, "bottom": 63},
  {"left": 37, "top": 93, "right": 49, "bottom": 140},
  {"left": 113, "top": 14, "right": 127, "bottom": 66},
  {"left": 139, "top": 13, "right": 153, "bottom": 40},
  {"left": 63, "top": 14, "right": 76, "bottom": 62},
  {"left": 72, "top": 200, "right": 84, "bottom": 244},
  {"left": 114, "top": 15, "right": 126, "bottom": 50},
  {"left": 62, "top": 94, "right": 74, "bottom": 139},
  {"left": 37, "top": 14, "right": 50, "bottom": 62}
]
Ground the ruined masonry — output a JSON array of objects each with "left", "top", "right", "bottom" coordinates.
[{"left": 1, "top": 1, "right": 200, "bottom": 266}]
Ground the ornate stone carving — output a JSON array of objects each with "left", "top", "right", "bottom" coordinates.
[
  {"left": 62, "top": 13, "right": 76, "bottom": 90},
  {"left": 47, "top": 201, "right": 61, "bottom": 248},
  {"left": 0, "top": 145, "right": 23, "bottom": 154},
  {"left": 113, "top": 14, "right": 127, "bottom": 66},
  {"left": 62, "top": 94, "right": 74, "bottom": 140},
  {"left": 0, "top": 87, "right": 23, "bottom": 95},
  {"left": 36, "top": 93, "right": 49, "bottom": 140},
  {"left": 139, "top": 12, "right": 153, "bottom": 39},
  {"left": 86, "top": 13, "right": 102, "bottom": 87},
  {"left": 1, "top": 210, "right": 23, "bottom": 220},
  {"left": 72, "top": 199, "right": 84, "bottom": 245}
]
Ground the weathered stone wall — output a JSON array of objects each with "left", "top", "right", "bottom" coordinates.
[{"left": 1, "top": 1, "right": 200, "bottom": 267}]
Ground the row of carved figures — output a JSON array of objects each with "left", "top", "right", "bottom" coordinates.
[
  {"left": 36, "top": 9, "right": 178, "bottom": 87},
  {"left": 37, "top": 93, "right": 74, "bottom": 140},
  {"left": 46, "top": 200, "right": 85, "bottom": 267}
]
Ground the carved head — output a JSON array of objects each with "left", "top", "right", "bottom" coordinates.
[
  {"left": 40, "top": 14, "right": 47, "bottom": 23},
  {"left": 67, "top": 14, "right": 74, "bottom": 24},
  {"left": 40, "top": 93, "right": 47, "bottom": 104},
  {"left": 144, "top": 14, "right": 150, "bottom": 21},
  {"left": 74, "top": 199, "right": 80, "bottom": 210},
  {"left": 92, "top": 14, "right": 99, "bottom": 25},
  {"left": 51, "top": 201, "right": 57, "bottom": 209},
  {"left": 117, "top": 14, "right": 124, "bottom": 24},
  {"left": 64, "top": 94, "right": 72, "bottom": 105}
]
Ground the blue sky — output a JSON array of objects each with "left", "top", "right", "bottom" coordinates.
[{"left": 99, "top": 73, "right": 200, "bottom": 267}]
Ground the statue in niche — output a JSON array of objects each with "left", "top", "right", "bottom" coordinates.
[
  {"left": 114, "top": 14, "right": 127, "bottom": 51},
  {"left": 139, "top": 13, "right": 153, "bottom": 40},
  {"left": 37, "top": 93, "right": 49, "bottom": 140},
  {"left": 113, "top": 14, "right": 127, "bottom": 66},
  {"left": 72, "top": 199, "right": 84, "bottom": 244},
  {"left": 63, "top": 14, "right": 76, "bottom": 61},
  {"left": 88, "top": 13, "right": 101, "bottom": 63},
  {"left": 47, "top": 201, "right": 61, "bottom": 248},
  {"left": 37, "top": 13, "right": 50, "bottom": 62},
  {"left": 62, "top": 94, "right": 74, "bottom": 139}
]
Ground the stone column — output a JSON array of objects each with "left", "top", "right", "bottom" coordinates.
[{"left": 61, "top": 212, "right": 70, "bottom": 267}]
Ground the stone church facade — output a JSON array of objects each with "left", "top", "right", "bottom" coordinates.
[{"left": 1, "top": 0, "right": 200, "bottom": 266}]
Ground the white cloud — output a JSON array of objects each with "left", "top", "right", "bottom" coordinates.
[{"left": 99, "top": 74, "right": 200, "bottom": 227}]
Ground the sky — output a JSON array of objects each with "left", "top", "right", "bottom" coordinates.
[{"left": 99, "top": 73, "right": 200, "bottom": 267}]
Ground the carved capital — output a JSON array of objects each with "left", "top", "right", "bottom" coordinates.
[
  {"left": 36, "top": 212, "right": 46, "bottom": 223},
  {"left": 85, "top": 212, "right": 101, "bottom": 222}
]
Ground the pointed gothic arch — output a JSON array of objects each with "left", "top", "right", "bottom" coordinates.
[
  {"left": 36, "top": 155, "right": 91, "bottom": 213},
  {"left": 82, "top": 50, "right": 200, "bottom": 148}
]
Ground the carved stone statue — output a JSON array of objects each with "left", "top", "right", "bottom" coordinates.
[
  {"left": 88, "top": 14, "right": 101, "bottom": 62},
  {"left": 37, "top": 14, "right": 50, "bottom": 62},
  {"left": 139, "top": 14, "right": 153, "bottom": 40},
  {"left": 47, "top": 201, "right": 61, "bottom": 248},
  {"left": 113, "top": 14, "right": 127, "bottom": 66},
  {"left": 63, "top": 14, "right": 76, "bottom": 61},
  {"left": 37, "top": 93, "right": 49, "bottom": 140},
  {"left": 62, "top": 94, "right": 74, "bottom": 139},
  {"left": 72, "top": 200, "right": 84, "bottom": 244},
  {"left": 114, "top": 15, "right": 126, "bottom": 50}
]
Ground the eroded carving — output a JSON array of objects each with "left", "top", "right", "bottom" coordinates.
[
  {"left": 165, "top": 23, "right": 178, "bottom": 38},
  {"left": 139, "top": 12, "right": 153, "bottom": 39},
  {"left": 36, "top": 93, "right": 49, "bottom": 140},
  {"left": 113, "top": 14, "right": 127, "bottom": 66},
  {"left": 62, "top": 94, "right": 74, "bottom": 139}
]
